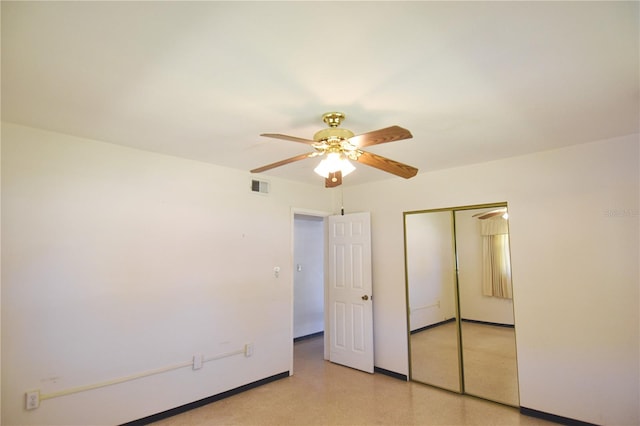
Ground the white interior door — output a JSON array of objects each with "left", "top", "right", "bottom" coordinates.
[{"left": 328, "top": 212, "right": 374, "bottom": 373}]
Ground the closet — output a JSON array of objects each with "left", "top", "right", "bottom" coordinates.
[{"left": 404, "top": 203, "right": 519, "bottom": 406}]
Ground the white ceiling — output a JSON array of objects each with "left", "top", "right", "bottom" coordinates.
[{"left": 2, "top": 1, "right": 638, "bottom": 187}]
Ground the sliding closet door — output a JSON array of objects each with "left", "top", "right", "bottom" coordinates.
[
  {"left": 455, "top": 207, "right": 519, "bottom": 406},
  {"left": 405, "top": 210, "right": 461, "bottom": 392},
  {"left": 405, "top": 204, "right": 519, "bottom": 407}
]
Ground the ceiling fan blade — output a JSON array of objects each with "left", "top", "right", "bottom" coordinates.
[
  {"left": 476, "top": 211, "right": 506, "bottom": 220},
  {"left": 250, "top": 152, "right": 314, "bottom": 174},
  {"left": 348, "top": 126, "right": 413, "bottom": 148},
  {"left": 325, "top": 171, "right": 342, "bottom": 188},
  {"left": 260, "top": 133, "right": 316, "bottom": 145},
  {"left": 473, "top": 209, "right": 507, "bottom": 219},
  {"left": 356, "top": 151, "right": 418, "bottom": 179}
]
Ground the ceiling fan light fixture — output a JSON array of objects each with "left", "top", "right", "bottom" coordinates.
[{"left": 314, "top": 152, "right": 355, "bottom": 178}]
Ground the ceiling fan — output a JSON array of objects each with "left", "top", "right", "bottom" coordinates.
[{"left": 250, "top": 112, "right": 418, "bottom": 187}]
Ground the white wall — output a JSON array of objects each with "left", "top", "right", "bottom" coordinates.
[
  {"left": 293, "top": 214, "right": 324, "bottom": 338},
  {"left": 345, "top": 134, "right": 639, "bottom": 426},
  {"left": 1, "top": 123, "right": 333, "bottom": 425}
]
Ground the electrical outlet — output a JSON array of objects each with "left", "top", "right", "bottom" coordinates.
[
  {"left": 244, "top": 343, "right": 254, "bottom": 357},
  {"left": 193, "top": 353, "right": 203, "bottom": 370},
  {"left": 25, "top": 390, "right": 40, "bottom": 410}
]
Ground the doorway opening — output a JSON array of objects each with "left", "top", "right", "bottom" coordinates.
[{"left": 293, "top": 213, "right": 326, "bottom": 349}]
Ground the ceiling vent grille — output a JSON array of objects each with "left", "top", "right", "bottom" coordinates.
[{"left": 251, "top": 179, "right": 269, "bottom": 194}]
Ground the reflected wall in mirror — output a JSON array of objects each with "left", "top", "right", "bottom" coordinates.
[
  {"left": 404, "top": 204, "right": 519, "bottom": 407},
  {"left": 404, "top": 210, "right": 460, "bottom": 392}
]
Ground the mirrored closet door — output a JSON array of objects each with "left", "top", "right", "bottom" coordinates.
[
  {"left": 404, "top": 210, "right": 461, "bottom": 392},
  {"left": 404, "top": 204, "right": 519, "bottom": 406}
]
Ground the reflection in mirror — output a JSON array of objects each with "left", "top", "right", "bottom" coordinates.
[
  {"left": 455, "top": 207, "right": 519, "bottom": 406},
  {"left": 404, "top": 204, "right": 519, "bottom": 407},
  {"left": 405, "top": 211, "right": 461, "bottom": 392}
]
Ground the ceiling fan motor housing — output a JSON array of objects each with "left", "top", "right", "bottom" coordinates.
[
  {"left": 313, "top": 127, "right": 355, "bottom": 142},
  {"left": 312, "top": 112, "right": 359, "bottom": 160},
  {"left": 314, "top": 112, "right": 355, "bottom": 142}
]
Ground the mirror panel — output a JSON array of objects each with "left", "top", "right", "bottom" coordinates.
[
  {"left": 455, "top": 207, "right": 519, "bottom": 406},
  {"left": 405, "top": 211, "right": 461, "bottom": 392}
]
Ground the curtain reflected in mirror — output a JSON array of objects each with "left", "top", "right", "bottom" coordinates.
[
  {"left": 405, "top": 210, "right": 460, "bottom": 392},
  {"left": 405, "top": 204, "right": 519, "bottom": 406}
]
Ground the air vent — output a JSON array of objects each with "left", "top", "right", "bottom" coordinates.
[{"left": 251, "top": 179, "right": 269, "bottom": 194}]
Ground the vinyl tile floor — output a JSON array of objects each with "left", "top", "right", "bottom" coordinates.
[{"left": 151, "top": 336, "right": 556, "bottom": 425}]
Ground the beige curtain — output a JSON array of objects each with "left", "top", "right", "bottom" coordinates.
[{"left": 481, "top": 217, "right": 512, "bottom": 299}]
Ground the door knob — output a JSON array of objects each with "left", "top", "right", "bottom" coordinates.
[{"left": 361, "top": 295, "right": 369, "bottom": 301}]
